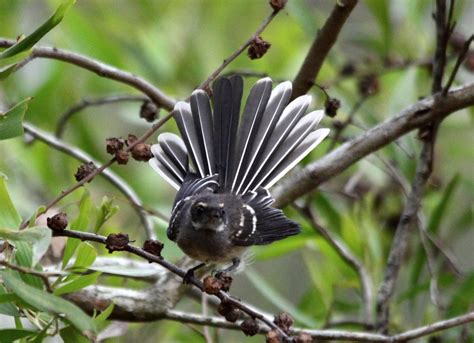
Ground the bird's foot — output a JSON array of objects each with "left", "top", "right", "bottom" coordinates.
[{"left": 183, "top": 262, "right": 206, "bottom": 284}]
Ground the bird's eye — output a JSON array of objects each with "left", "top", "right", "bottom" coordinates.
[{"left": 194, "top": 204, "right": 205, "bottom": 214}]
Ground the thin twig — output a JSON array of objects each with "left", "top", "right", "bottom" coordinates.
[
  {"left": 0, "top": 39, "right": 176, "bottom": 111},
  {"left": 51, "top": 228, "right": 290, "bottom": 340},
  {"left": 375, "top": 1, "right": 452, "bottom": 332},
  {"left": 0, "top": 259, "right": 54, "bottom": 293},
  {"left": 327, "top": 96, "right": 368, "bottom": 152},
  {"left": 442, "top": 34, "right": 474, "bottom": 95},
  {"left": 197, "top": 9, "right": 281, "bottom": 92},
  {"left": 20, "top": 111, "right": 174, "bottom": 230},
  {"left": 272, "top": 82, "right": 474, "bottom": 207},
  {"left": 292, "top": 0, "right": 358, "bottom": 99},
  {"left": 55, "top": 94, "right": 147, "bottom": 138},
  {"left": 23, "top": 122, "right": 165, "bottom": 239},
  {"left": 295, "top": 204, "right": 373, "bottom": 323}
]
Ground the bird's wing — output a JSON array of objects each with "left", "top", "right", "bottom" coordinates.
[{"left": 230, "top": 187, "right": 301, "bottom": 246}]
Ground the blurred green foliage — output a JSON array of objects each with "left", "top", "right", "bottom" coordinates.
[{"left": 0, "top": 0, "right": 473, "bottom": 342}]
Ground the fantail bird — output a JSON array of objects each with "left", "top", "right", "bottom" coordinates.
[{"left": 149, "top": 76, "right": 329, "bottom": 278}]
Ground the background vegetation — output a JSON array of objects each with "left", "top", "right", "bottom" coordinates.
[{"left": 0, "top": 0, "right": 473, "bottom": 342}]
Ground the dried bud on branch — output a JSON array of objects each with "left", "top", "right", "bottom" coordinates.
[
  {"left": 248, "top": 36, "right": 271, "bottom": 60},
  {"left": 358, "top": 73, "right": 380, "bottom": 96},
  {"left": 217, "top": 301, "right": 240, "bottom": 322},
  {"left": 274, "top": 312, "right": 294, "bottom": 333},
  {"left": 324, "top": 97, "right": 341, "bottom": 117},
  {"left": 294, "top": 332, "right": 313, "bottom": 343},
  {"left": 131, "top": 143, "right": 153, "bottom": 161},
  {"left": 106, "top": 137, "right": 124, "bottom": 155},
  {"left": 143, "top": 239, "right": 164, "bottom": 258},
  {"left": 241, "top": 318, "right": 259, "bottom": 336},
  {"left": 46, "top": 212, "right": 68, "bottom": 231},
  {"left": 115, "top": 150, "right": 129, "bottom": 165},
  {"left": 269, "top": 0, "right": 287, "bottom": 11},
  {"left": 74, "top": 162, "right": 97, "bottom": 182},
  {"left": 203, "top": 275, "right": 222, "bottom": 294},
  {"left": 215, "top": 272, "right": 233, "bottom": 292},
  {"left": 105, "top": 233, "right": 130, "bottom": 253},
  {"left": 140, "top": 100, "right": 159, "bottom": 122},
  {"left": 266, "top": 329, "right": 282, "bottom": 343}
]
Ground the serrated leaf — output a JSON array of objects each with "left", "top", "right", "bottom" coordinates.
[
  {"left": 0, "top": 0, "right": 76, "bottom": 59},
  {"left": 2, "top": 271, "right": 96, "bottom": 339},
  {"left": 54, "top": 272, "right": 100, "bottom": 296},
  {"left": 0, "top": 329, "right": 38, "bottom": 343},
  {"left": 0, "top": 98, "right": 31, "bottom": 141}
]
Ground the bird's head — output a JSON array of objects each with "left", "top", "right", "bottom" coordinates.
[{"left": 190, "top": 196, "right": 225, "bottom": 232}]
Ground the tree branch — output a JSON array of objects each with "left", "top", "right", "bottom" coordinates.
[
  {"left": 55, "top": 94, "right": 147, "bottom": 138},
  {"left": 22, "top": 122, "right": 167, "bottom": 239},
  {"left": 272, "top": 82, "right": 474, "bottom": 207},
  {"left": 291, "top": 0, "right": 358, "bottom": 99},
  {"left": 0, "top": 38, "right": 176, "bottom": 111},
  {"left": 51, "top": 228, "right": 289, "bottom": 339},
  {"left": 197, "top": 9, "right": 280, "bottom": 92}
]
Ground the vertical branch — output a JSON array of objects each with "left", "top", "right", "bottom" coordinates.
[
  {"left": 375, "top": 0, "right": 452, "bottom": 333},
  {"left": 292, "top": 0, "right": 358, "bottom": 99}
]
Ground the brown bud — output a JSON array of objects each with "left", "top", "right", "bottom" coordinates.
[
  {"left": 143, "top": 239, "right": 164, "bottom": 257},
  {"left": 140, "top": 100, "right": 159, "bottom": 122},
  {"left": 241, "top": 318, "right": 259, "bottom": 336},
  {"left": 203, "top": 275, "right": 222, "bottom": 295},
  {"left": 105, "top": 233, "right": 129, "bottom": 253},
  {"left": 332, "top": 120, "right": 344, "bottom": 130},
  {"left": 449, "top": 32, "right": 466, "bottom": 52},
  {"left": 105, "top": 137, "right": 124, "bottom": 155},
  {"left": 295, "top": 332, "right": 313, "bottom": 343},
  {"left": 115, "top": 150, "right": 129, "bottom": 165},
  {"left": 274, "top": 312, "right": 293, "bottom": 333},
  {"left": 126, "top": 134, "right": 138, "bottom": 145},
  {"left": 464, "top": 51, "right": 474, "bottom": 72},
  {"left": 357, "top": 74, "right": 380, "bottom": 97},
  {"left": 248, "top": 36, "right": 271, "bottom": 60},
  {"left": 266, "top": 329, "right": 282, "bottom": 343},
  {"left": 269, "top": 0, "right": 287, "bottom": 11},
  {"left": 340, "top": 62, "right": 356, "bottom": 76},
  {"left": 225, "top": 308, "right": 241, "bottom": 322},
  {"left": 74, "top": 162, "right": 97, "bottom": 182},
  {"left": 131, "top": 143, "right": 153, "bottom": 162},
  {"left": 324, "top": 97, "right": 341, "bottom": 117},
  {"left": 215, "top": 272, "right": 233, "bottom": 292},
  {"left": 217, "top": 300, "right": 233, "bottom": 317},
  {"left": 46, "top": 212, "right": 68, "bottom": 231}
]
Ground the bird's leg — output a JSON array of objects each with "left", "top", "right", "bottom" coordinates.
[
  {"left": 214, "top": 257, "right": 240, "bottom": 277},
  {"left": 183, "top": 262, "right": 206, "bottom": 284}
]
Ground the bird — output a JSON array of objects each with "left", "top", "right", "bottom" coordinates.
[{"left": 149, "top": 75, "right": 329, "bottom": 280}]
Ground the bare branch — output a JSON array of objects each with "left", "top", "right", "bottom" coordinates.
[
  {"left": 272, "top": 82, "right": 474, "bottom": 207},
  {"left": 0, "top": 38, "right": 176, "bottom": 111},
  {"left": 292, "top": 0, "right": 358, "bottom": 99},
  {"left": 55, "top": 94, "right": 147, "bottom": 138},
  {"left": 0, "top": 259, "right": 54, "bottom": 293}
]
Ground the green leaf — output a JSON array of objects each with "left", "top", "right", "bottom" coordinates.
[
  {"left": 54, "top": 272, "right": 100, "bottom": 296},
  {"left": 94, "top": 302, "right": 114, "bottom": 323},
  {"left": 60, "top": 325, "right": 91, "bottom": 343},
  {"left": 254, "top": 235, "right": 309, "bottom": 260},
  {"left": 1, "top": 271, "right": 96, "bottom": 339},
  {"left": 0, "top": 0, "right": 76, "bottom": 59},
  {"left": 313, "top": 193, "right": 341, "bottom": 233},
  {"left": 0, "top": 286, "right": 20, "bottom": 316},
  {"left": 13, "top": 241, "right": 43, "bottom": 290},
  {"left": 365, "top": 0, "right": 392, "bottom": 54},
  {"left": 0, "top": 174, "right": 22, "bottom": 229},
  {"left": 71, "top": 242, "right": 97, "bottom": 270},
  {"left": 0, "top": 64, "right": 18, "bottom": 80},
  {"left": 62, "top": 189, "right": 93, "bottom": 268},
  {"left": 447, "top": 272, "right": 474, "bottom": 317},
  {"left": 94, "top": 196, "right": 118, "bottom": 232},
  {"left": 0, "top": 329, "right": 37, "bottom": 343},
  {"left": 245, "top": 268, "right": 317, "bottom": 327},
  {"left": 409, "top": 174, "right": 461, "bottom": 285},
  {"left": 0, "top": 226, "right": 49, "bottom": 245},
  {"left": 0, "top": 98, "right": 31, "bottom": 141}
]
